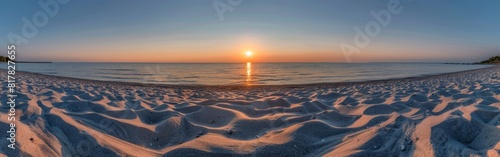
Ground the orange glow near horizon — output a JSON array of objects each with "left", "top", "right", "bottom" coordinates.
[
  {"left": 17, "top": 18, "right": 492, "bottom": 63},
  {"left": 27, "top": 48, "right": 475, "bottom": 63},
  {"left": 29, "top": 47, "right": 346, "bottom": 62}
]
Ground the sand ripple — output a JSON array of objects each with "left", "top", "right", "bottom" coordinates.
[{"left": 1, "top": 66, "right": 500, "bottom": 156}]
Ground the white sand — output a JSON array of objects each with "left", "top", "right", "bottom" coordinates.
[{"left": 1, "top": 66, "right": 499, "bottom": 157}]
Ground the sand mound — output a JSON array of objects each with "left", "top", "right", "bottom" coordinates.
[{"left": 1, "top": 66, "right": 499, "bottom": 156}]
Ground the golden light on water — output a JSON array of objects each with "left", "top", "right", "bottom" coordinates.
[
  {"left": 246, "top": 62, "right": 252, "bottom": 85},
  {"left": 245, "top": 51, "right": 253, "bottom": 85}
]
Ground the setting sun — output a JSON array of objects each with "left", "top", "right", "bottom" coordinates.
[{"left": 246, "top": 51, "right": 253, "bottom": 57}]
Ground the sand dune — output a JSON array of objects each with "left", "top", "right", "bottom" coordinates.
[{"left": 1, "top": 66, "right": 500, "bottom": 157}]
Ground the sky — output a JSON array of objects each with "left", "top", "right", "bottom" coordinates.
[{"left": 1, "top": 0, "right": 499, "bottom": 63}]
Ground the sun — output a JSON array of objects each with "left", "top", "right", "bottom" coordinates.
[{"left": 246, "top": 51, "right": 253, "bottom": 57}]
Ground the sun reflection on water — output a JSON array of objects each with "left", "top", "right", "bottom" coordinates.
[{"left": 246, "top": 62, "right": 252, "bottom": 85}]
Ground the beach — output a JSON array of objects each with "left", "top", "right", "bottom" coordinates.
[{"left": 1, "top": 66, "right": 499, "bottom": 156}]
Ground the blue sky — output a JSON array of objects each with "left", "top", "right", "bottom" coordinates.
[{"left": 1, "top": 0, "right": 499, "bottom": 62}]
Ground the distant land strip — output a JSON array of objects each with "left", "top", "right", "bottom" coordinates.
[
  {"left": 444, "top": 56, "right": 499, "bottom": 65},
  {"left": 479, "top": 56, "right": 500, "bottom": 64}
]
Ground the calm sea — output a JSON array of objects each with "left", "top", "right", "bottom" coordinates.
[{"left": 3, "top": 62, "right": 491, "bottom": 85}]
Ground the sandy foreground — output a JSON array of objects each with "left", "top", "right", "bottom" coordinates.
[{"left": 0, "top": 66, "right": 500, "bottom": 157}]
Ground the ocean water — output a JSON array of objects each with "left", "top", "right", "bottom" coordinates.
[{"left": 4, "top": 62, "right": 491, "bottom": 85}]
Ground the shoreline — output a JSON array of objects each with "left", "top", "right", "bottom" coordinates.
[{"left": 4, "top": 65, "right": 497, "bottom": 90}]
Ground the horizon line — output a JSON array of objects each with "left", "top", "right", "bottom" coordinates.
[{"left": 12, "top": 61, "right": 460, "bottom": 64}]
